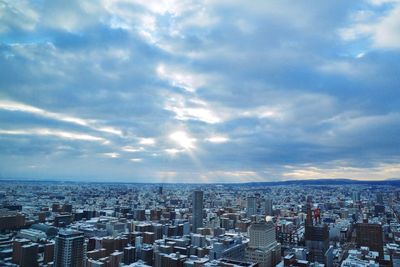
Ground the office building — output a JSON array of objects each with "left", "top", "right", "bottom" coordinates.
[
  {"left": 192, "top": 190, "right": 204, "bottom": 232},
  {"left": 352, "top": 192, "right": 361, "bottom": 203},
  {"left": 245, "top": 222, "right": 281, "bottom": 267},
  {"left": 247, "top": 196, "right": 257, "bottom": 217},
  {"left": 265, "top": 198, "right": 273, "bottom": 216}
]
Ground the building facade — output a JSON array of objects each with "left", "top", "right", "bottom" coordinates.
[
  {"left": 192, "top": 190, "right": 204, "bottom": 232},
  {"left": 54, "top": 230, "right": 85, "bottom": 267}
]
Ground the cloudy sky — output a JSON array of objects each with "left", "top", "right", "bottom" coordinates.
[{"left": 1, "top": 0, "right": 400, "bottom": 182}]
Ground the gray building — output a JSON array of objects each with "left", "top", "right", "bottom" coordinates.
[
  {"left": 192, "top": 190, "right": 204, "bottom": 232},
  {"left": 247, "top": 196, "right": 257, "bottom": 217},
  {"left": 265, "top": 198, "right": 273, "bottom": 216}
]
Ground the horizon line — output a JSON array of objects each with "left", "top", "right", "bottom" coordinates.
[{"left": 0, "top": 177, "right": 399, "bottom": 185}]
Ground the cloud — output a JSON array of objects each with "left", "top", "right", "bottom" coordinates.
[
  {"left": 138, "top": 138, "right": 156, "bottom": 145},
  {"left": 0, "top": 100, "right": 122, "bottom": 136},
  {"left": 0, "top": 128, "right": 106, "bottom": 142},
  {"left": 164, "top": 93, "right": 221, "bottom": 124},
  {"left": 121, "top": 146, "right": 144, "bottom": 152},
  {"left": 0, "top": 0, "right": 399, "bottom": 182},
  {"left": 156, "top": 64, "right": 206, "bottom": 93},
  {"left": 164, "top": 148, "right": 184, "bottom": 155},
  {"left": 103, "top": 152, "right": 120, "bottom": 158},
  {"left": 339, "top": 1, "right": 400, "bottom": 49},
  {"left": 282, "top": 162, "right": 400, "bottom": 180},
  {"left": 0, "top": 0, "right": 39, "bottom": 33},
  {"left": 205, "top": 136, "right": 229, "bottom": 143}
]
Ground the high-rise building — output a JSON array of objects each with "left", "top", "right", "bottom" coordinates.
[
  {"left": 356, "top": 222, "right": 384, "bottom": 259},
  {"left": 54, "top": 230, "right": 85, "bottom": 267},
  {"left": 304, "top": 198, "right": 329, "bottom": 264},
  {"left": 247, "top": 196, "right": 257, "bottom": 217},
  {"left": 376, "top": 193, "right": 384, "bottom": 204},
  {"left": 352, "top": 192, "right": 361, "bottom": 203},
  {"left": 192, "top": 190, "right": 204, "bottom": 232},
  {"left": 248, "top": 222, "right": 276, "bottom": 249},
  {"left": 245, "top": 221, "right": 281, "bottom": 267},
  {"left": 265, "top": 198, "right": 273, "bottom": 216},
  {"left": 20, "top": 243, "right": 38, "bottom": 267},
  {"left": 123, "top": 246, "right": 136, "bottom": 265},
  {"left": 43, "top": 242, "right": 55, "bottom": 264},
  {"left": 12, "top": 239, "right": 30, "bottom": 264},
  {"left": 134, "top": 209, "right": 146, "bottom": 221}
]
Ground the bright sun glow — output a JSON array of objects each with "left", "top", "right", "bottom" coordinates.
[{"left": 169, "top": 131, "right": 196, "bottom": 150}]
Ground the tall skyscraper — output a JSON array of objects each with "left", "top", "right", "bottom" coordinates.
[
  {"left": 247, "top": 196, "right": 257, "bottom": 217},
  {"left": 264, "top": 198, "right": 273, "bottom": 216},
  {"left": 352, "top": 191, "right": 361, "bottom": 203},
  {"left": 54, "top": 230, "right": 85, "bottom": 267},
  {"left": 192, "top": 190, "right": 204, "bottom": 232}
]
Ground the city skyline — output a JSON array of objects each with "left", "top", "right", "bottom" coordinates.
[{"left": 1, "top": 1, "right": 400, "bottom": 182}]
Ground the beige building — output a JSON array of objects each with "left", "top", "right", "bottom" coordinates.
[{"left": 245, "top": 221, "right": 281, "bottom": 267}]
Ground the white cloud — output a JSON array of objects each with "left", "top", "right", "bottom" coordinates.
[
  {"left": 138, "top": 137, "right": 156, "bottom": 145},
  {"left": 102, "top": 152, "right": 120, "bottom": 158},
  {"left": 164, "top": 94, "right": 221, "bottom": 124},
  {"left": 340, "top": 2, "right": 400, "bottom": 49},
  {"left": 164, "top": 148, "right": 184, "bottom": 155},
  {"left": 121, "top": 146, "right": 144, "bottom": 152},
  {"left": 0, "top": 100, "right": 123, "bottom": 136},
  {"left": 206, "top": 135, "right": 229, "bottom": 143},
  {"left": 0, "top": 0, "right": 39, "bottom": 33},
  {"left": 0, "top": 128, "right": 106, "bottom": 142},
  {"left": 283, "top": 162, "right": 400, "bottom": 180},
  {"left": 156, "top": 64, "right": 206, "bottom": 92}
]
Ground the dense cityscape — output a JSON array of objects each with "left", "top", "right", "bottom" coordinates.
[
  {"left": 1, "top": 180, "right": 399, "bottom": 266},
  {"left": 1, "top": 0, "right": 400, "bottom": 266}
]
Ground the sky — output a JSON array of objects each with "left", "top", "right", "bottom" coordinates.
[{"left": 1, "top": 0, "right": 400, "bottom": 183}]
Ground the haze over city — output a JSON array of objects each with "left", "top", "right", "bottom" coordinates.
[{"left": 1, "top": 0, "right": 400, "bottom": 182}]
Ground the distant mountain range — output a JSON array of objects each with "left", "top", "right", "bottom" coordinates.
[
  {"left": 241, "top": 178, "right": 400, "bottom": 187},
  {"left": 0, "top": 178, "right": 400, "bottom": 186}
]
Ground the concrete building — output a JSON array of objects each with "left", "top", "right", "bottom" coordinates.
[
  {"left": 355, "top": 223, "right": 384, "bottom": 259},
  {"left": 265, "top": 198, "right": 273, "bottom": 216},
  {"left": 247, "top": 196, "right": 257, "bottom": 217},
  {"left": 209, "top": 234, "right": 248, "bottom": 260},
  {"left": 20, "top": 243, "right": 38, "bottom": 267},
  {"left": 54, "top": 230, "right": 85, "bottom": 267},
  {"left": 192, "top": 190, "right": 204, "bottom": 232},
  {"left": 245, "top": 222, "right": 281, "bottom": 267}
]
